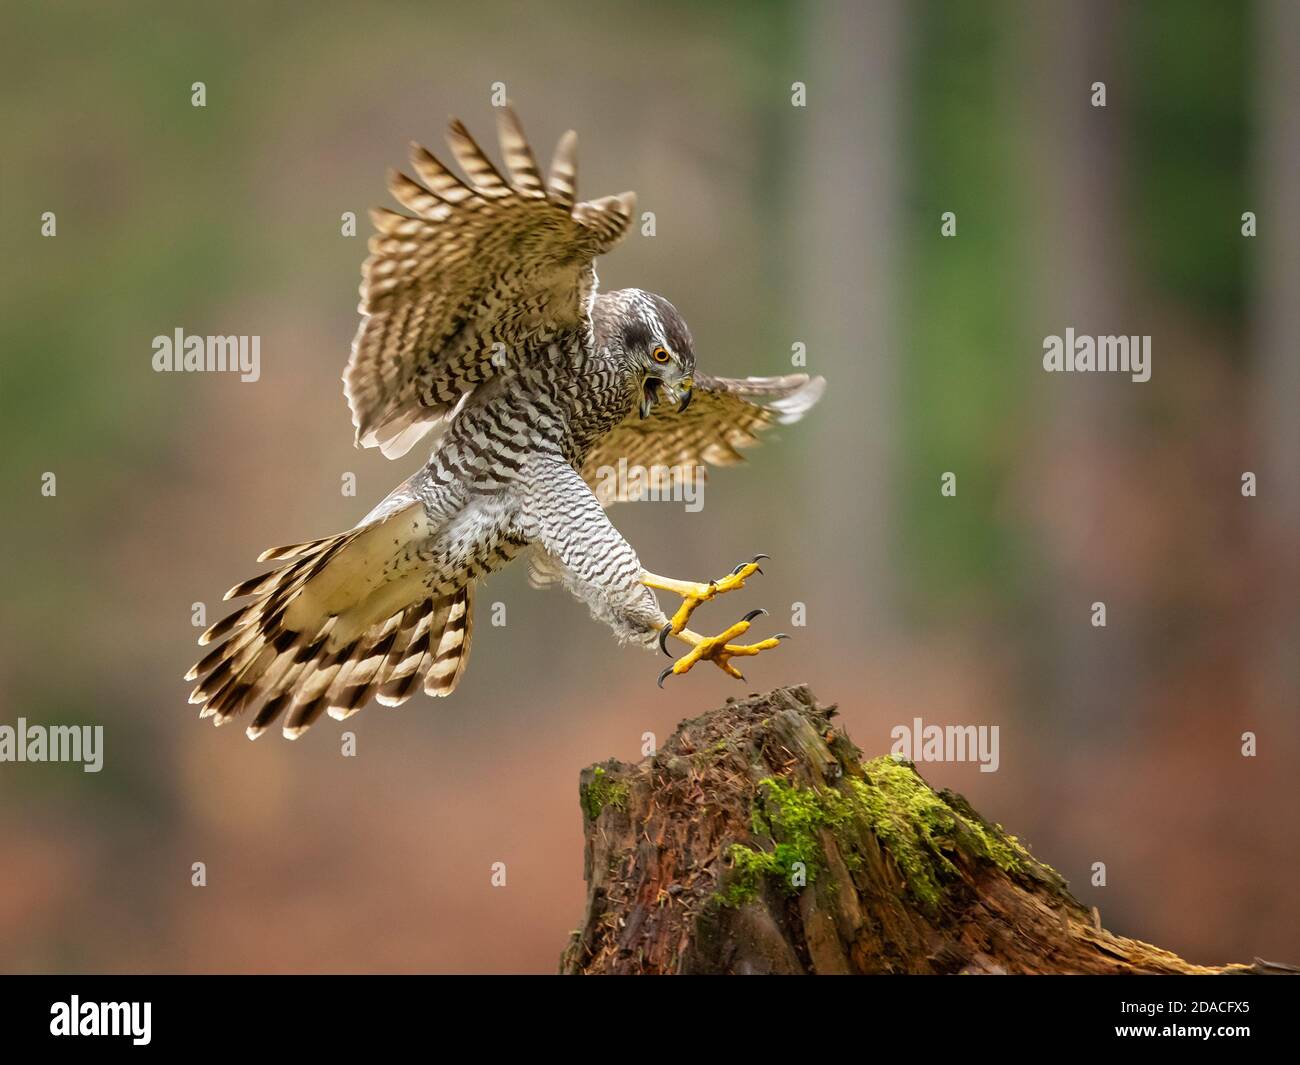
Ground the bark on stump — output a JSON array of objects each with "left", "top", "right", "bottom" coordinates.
[{"left": 560, "top": 685, "right": 1290, "bottom": 975}]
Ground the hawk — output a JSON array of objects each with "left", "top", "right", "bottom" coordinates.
[{"left": 187, "top": 106, "right": 824, "bottom": 740}]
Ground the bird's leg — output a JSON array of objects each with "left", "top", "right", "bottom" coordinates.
[
  {"left": 640, "top": 556, "right": 788, "bottom": 684},
  {"left": 656, "top": 609, "right": 789, "bottom": 685},
  {"left": 640, "top": 554, "right": 768, "bottom": 636}
]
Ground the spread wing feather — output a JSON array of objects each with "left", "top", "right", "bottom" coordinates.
[
  {"left": 345, "top": 105, "right": 637, "bottom": 459},
  {"left": 578, "top": 373, "right": 826, "bottom": 506}
]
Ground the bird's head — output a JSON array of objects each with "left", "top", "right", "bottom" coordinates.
[{"left": 598, "top": 290, "right": 696, "bottom": 418}]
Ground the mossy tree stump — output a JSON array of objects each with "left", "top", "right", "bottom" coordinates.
[{"left": 561, "top": 685, "right": 1287, "bottom": 975}]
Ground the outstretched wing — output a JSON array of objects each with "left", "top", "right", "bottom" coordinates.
[
  {"left": 526, "top": 372, "right": 823, "bottom": 588},
  {"left": 580, "top": 373, "right": 825, "bottom": 505},
  {"left": 345, "top": 106, "right": 637, "bottom": 458},
  {"left": 527, "top": 373, "right": 822, "bottom": 589}
]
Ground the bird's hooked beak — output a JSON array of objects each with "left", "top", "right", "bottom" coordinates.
[
  {"left": 640, "top": 375, "right": 693, "bottom": 419},
  {"left": 678, "top": 376, "right": 694, "bottom": 412}
]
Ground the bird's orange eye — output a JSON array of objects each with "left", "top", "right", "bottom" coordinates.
[{"left": 652, "top": 346, "right": 671, "bottom": 364}]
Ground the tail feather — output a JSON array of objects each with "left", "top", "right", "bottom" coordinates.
[
  {"left": 376, "top": 600, "right": 444, "bottom": 706},
  {"left": 203, "top": 621, "right": 329, "bottom": 725},
  {"left": 245, "top": 633, "right": 320, "bottom": 738},
  {"left": 257, "top": 535, "right": 339, "bottom": 563},
  {"left": 278, "top": 629, "right": 363, "bottom": 738},
  {"left": 187, "top": 500, "right": 473, "bottom": 740},
  {"left": 200, "top": 541, "right": 346, "bottom": 646},
  {"left": 322, "top": 614, "right": 407, "bottom": 722},
  {"left": 284, "top": 610, "right": 403, "bottom": 736},
  {"left": 332, "top": 600, "right": 425, "bottom": 719},
  {"left": 425, "top": 585, "right": 473, "bottom": 698}
]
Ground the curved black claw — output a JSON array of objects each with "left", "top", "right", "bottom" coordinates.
[
  {"left": 731, "top": 553, "right": 771, "bottom": 576},
  {"left": 742, "top": 607, "right": 769, "bottom": 624},
  {"left": 773, "top": 633, "right": 791, "bottom": 641},
  {"left": 658, "top": 622, "right": 674, "bottom": 657},
  {"left": 657, "top": 665, "right": 675, "bottom": 689}
]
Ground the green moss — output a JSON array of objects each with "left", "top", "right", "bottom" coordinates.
[
  {"left": 717, "top": 758, "right": 1035, "bottom": 911},
  {"left": 580, "top": 766, "right": 628, "bottom": 820},
  {"left": 719, "top": 844, "right": 776, "bottom": 906},
  {"left": 761, "top": 777, "right": 852, "bottom": 873},
  {"left": 850, "top": 756, "right": 1028, "bottom": 908},
  {"left": 718, "top": 777, "right": 850, "bottom": 906}
]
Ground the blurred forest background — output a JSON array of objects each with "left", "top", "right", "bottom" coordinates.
[{"left": 1, "top": 0, "right": 1296, "bottom": 972}]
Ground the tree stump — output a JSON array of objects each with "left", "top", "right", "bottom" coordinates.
[{"left": 560, "top": 685, "right": 1290, "bottom": 975}]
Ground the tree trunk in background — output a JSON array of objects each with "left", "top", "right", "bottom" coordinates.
[
  {"left": 559, "top": 686, "right": 1288, "bottom": 975},
  {"left": 1024, "top": 0, "right": 1138, "bottom": 742},
  {"left": 1250, "top": 0, "right": 1300, "bottom": 736},
  {"left": 791, "top": 0, "right": 901, "bottom": 634}
]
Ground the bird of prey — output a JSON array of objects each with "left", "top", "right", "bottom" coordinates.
[{"left": 187, "top": 106, "right": 824, "bottom": 740}]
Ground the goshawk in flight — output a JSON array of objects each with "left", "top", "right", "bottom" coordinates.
[{"left": 187, "top": 106, "right": 824, "bottom": 739}]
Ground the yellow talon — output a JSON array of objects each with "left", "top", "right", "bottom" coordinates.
[
  {"left": 656, "top": 608, "right": 789, "bottom": 686},
  {"left": 641, "top": 556, "right": 786, "bottom": 684},
  {"left": 641, "top": 554, "right": 768, "bottom": 636}
]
